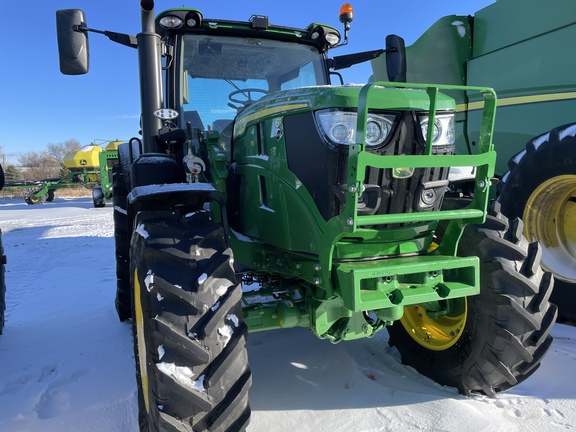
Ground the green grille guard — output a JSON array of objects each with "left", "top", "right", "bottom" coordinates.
[{"left": 317, "top": 82, "right": 497, "bottom": 311}]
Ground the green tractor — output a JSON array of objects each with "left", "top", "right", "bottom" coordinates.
[{"left": 57, "top": 2, "right": 557, "bottom": 431}]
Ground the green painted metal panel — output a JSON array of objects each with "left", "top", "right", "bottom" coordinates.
[
  {"left": 472, "top": 0, "right": 576, "bottom": 56},
  {"left": 371, "top": 0, "right": 576, "bottom": 175},
  {"left": 466, "top": 12, "right": 576, "bottom": 174}
]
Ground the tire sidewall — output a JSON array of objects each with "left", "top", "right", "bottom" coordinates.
[
  {"left": 498, "top": 123, "right": 576, "bottom": 321},
  {"left": 388, "top": 205, "right": 556, "bottom": 395},
  {"left": 498, "top": 123, "right": 576, "bottom": 219}
]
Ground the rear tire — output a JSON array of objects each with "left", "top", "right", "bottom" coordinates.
[
  {"left": 388, "top": 202, "right": 557, "bottom": 395},
  {"left": 130, "top": 209, "right": 251, "bottom": 431},
  {"left": 113, "top": 164, "right": 131, "bottom": 322},
  {"left": 498, "top": 123, "right": 576, "bottom": 322},
  {"left": 46, "top": 190, "right": 55, "bottom": 202}
]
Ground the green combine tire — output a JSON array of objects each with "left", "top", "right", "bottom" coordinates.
[
  {"left": 130, "top": 209, "right": 251, "bottom": 431},
  {"left": 388, "top": 202, "right": 557, "bottom": 396},
  {"left": 46, "top": 190, "right": 55, "bottom": 202},
  {"left": 112, "top": 164, "right": 131, "bottom": 322},
  {"left": 498, "top": 122, "right": 576, "bottom": 323}
]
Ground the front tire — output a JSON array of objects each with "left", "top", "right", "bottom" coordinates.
[
  {"left": 498, "top": 123, "right": 576, "bottom": 322},
  {"left": 388, "top": 202, "right": 557, "bottom": 395},
  {"left": 130, "top": 209, "right": 251, "bottom": 431},
  {"left": 113, "top": 164, "right": 131, "bottom": 322}
]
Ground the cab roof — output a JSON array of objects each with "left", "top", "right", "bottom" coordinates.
[{"left": 155, "top": 8, "right": 341, "bottom": 53}]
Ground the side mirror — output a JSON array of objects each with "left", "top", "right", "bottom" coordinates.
[
  {"left": 385, "top": 34, "right": 406, "bottom": 83},
  {"left": 56, "top": 9, "right": 90, "bottom": 75}
]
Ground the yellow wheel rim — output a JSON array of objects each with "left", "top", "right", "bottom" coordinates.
[
  {"left": 400, "top": 300, "right": 467, "bottom": 351},
  {"left": 523, "top": 175, "right": 576, "bottom": 283},
  {"left": 134, "top": 269, "right": 150, "bottom": 414}
]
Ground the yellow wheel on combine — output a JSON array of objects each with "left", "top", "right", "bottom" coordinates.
[
  {"left": 523, "top": 175, "right": 576, "bottom": 285},
  {"left": 498, "top": 123, "right": 576, "bottom": 322}
]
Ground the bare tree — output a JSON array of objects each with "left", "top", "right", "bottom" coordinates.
[
  {"left": 47, "top": 139, "right": 81, "bottom": 167},
  {"left": 17, "top": 151, "right": 61, "bottom": 181}
]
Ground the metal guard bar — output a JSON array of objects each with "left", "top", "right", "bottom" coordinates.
[
  {"left": 318, "top": 82, "right": 497, "bottom": 298},
  {"left": 344, "top": 81, "right": 497, "bottom": 230}
]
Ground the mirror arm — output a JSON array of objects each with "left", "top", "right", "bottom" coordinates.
[
  {"left": 74, "top": 24, "right": 137, "bottom": 49},
  {"left": 329, "top": 48, "right": 394, "bottom": 71}
]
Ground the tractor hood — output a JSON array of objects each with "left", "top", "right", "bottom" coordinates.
[{"left": 233, "top": 85, "right": 456, "bottom": 139}]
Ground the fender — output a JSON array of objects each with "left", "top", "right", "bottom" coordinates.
[
  {"left": 117, "top": 140, "right": 230, "bottom": 246},
  {"left": 127, "top": 182, "right": 230, "bottom": 247}
]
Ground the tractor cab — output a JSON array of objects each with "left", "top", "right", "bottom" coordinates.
[
  {"left": 178, "top": 32, "right": 330, "bottom": 128},
  {"left": 153, "top": 9, "right": 341, "bottom": 172}
]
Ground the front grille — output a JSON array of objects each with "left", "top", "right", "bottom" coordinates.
[{"left": 284, "top": 111, "right": 454, "bottom": 224}]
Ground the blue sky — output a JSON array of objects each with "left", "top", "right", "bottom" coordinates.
[{"left": 0, "top": 0, "right": 494, "bottom": 165}]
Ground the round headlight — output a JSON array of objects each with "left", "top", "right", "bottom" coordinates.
[
  {"left": 419, "top": 113, "right": 455, "bottom": 146},
  {"left": 366, "top": 121, "right": 382, "bottom": 144},
  {"left": 366, "top": 117, "right": 392, "bottom": 146},
  {"left": 315, "top": 109, "right": 395, "bottom": 148},
  {"left": 330, "top": 122, "right": 353, "bottom": 144},
  {"left": 421, "top": 118, "right": 441, "bottom": 144},
  {"left": 185, "top": 11, "right": 202, "bottom": 28}
]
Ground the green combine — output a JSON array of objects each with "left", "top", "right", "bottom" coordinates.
[
  {"left": 56, "top": 2, "right": 557, "bottom": 431},
  {"left": 371, "top": 0, "right": 576, "bottom": 322}
]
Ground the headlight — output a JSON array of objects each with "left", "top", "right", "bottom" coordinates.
[
  {"left": 325, "top": 32, "right": 341, "bottom": 46},
  {"left": 418, "top": 113, "right": 455, "bottom": 146},
  {"left": 159, "top": 15, "right": 183, "bottom": 29},
  {"left": 315, "top": 109, "right": 395, "bottom": 147}
]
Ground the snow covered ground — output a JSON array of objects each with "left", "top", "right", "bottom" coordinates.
[{"left": 0, "top": 196, "right": 574, "bottom": 432}]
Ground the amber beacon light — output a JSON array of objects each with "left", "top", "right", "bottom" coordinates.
[{"left": 339, "top": 3, "right": 354, "bottom": 24}]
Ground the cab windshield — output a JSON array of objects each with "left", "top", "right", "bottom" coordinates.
[{"left": 178, "top": 34, "right": 327, "bottom": 132}]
